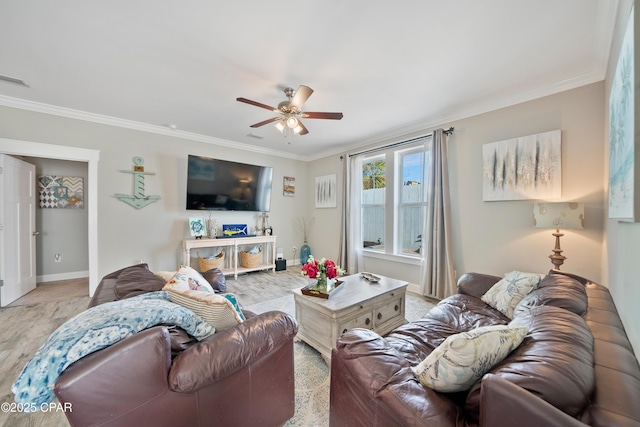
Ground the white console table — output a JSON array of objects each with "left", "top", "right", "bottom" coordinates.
[{"left": 183, "top": 235, "right": 277, "bottom": 279}]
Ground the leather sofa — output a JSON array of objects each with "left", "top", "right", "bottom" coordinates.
[
  {"left": 329, "top": 270, "right": 640, "bottom": 427},
  {"left": 53, "top": 264, "right": 298, "bottom": 427}
]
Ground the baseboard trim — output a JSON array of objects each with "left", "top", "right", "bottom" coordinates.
[
  {"left": 37, "top": 271, "right": 89, "bottom": 283},
  {"left": 407, "top": 283, "right": 421, "bottom": 294}
]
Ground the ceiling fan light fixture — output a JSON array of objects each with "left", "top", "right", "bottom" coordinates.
[
  {"left": 286, "top": 116, "right": 299, "bottom": 128},
  {"left": 293, "top": 124, "right": 303, "bottom": 134},
  {"left": 275, "top": 120, "right": 285, "bottom": 133}
]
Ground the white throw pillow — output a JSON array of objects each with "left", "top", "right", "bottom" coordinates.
[
  {"left": 412, "top": 325, "right": 528, "bottom": 392},
  {"left": 166, "top": 289, "right": 245, "bottom": 331},
  {"left": 155, "top": 270, "right": 177, "bottom": 282},
  {"left": 163, "top": 265, "right": 215, "bottom": 293},
  {"left": 481, "top": 271, "right": 541, "bottom": 318}
]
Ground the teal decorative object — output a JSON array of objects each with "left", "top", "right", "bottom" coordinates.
[
  {"left": 115, "top": 157, "right": 161, "bottom": 209},
  {"left": 300, "top": 242, "right": 311, "bottom": 264}
]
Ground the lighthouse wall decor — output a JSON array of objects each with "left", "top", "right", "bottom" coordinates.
[{"left": 115, "top": 157, "right": 161, "bottom": 209}]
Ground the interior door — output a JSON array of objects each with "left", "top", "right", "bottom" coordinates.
[{"left": 0, "top": 154, "right": 37, "bottom": 307}]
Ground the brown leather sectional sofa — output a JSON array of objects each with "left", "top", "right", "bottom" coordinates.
[
  {"left": 53, "top": 264, "right": 298, "bottom": 427},
  {"left": 329, "top": 270, "right": 640, "bottom": 427}
]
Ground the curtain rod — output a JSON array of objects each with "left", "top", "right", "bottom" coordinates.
[{"left": 340, "top": 127, "right": 454, "bottom": 160}]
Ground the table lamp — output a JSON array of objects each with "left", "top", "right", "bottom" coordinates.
[{"left": 533, "top": 202, "right": 584, "bottom": 270}]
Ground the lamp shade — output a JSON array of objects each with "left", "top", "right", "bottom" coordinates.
[{"left": 533, "top": 202, "right": 584, "bottom": 229}]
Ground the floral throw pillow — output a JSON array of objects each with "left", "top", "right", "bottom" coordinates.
[
  {"left": 481, "top": 271, "right": 541, "bottom": 318},
  {"left": 163, "top": 265, "right": 214, "bottom": 293},
  {"left": 412, "top": 325, "right": 529, "bottom": 392}
]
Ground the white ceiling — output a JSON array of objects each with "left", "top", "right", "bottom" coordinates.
[{"left": 0, "top": 1, "right": 619, "bottom": 160}]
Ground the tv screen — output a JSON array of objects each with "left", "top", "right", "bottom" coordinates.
[{"left": 186, "top": 155, "right": 273, "bottom": 212}]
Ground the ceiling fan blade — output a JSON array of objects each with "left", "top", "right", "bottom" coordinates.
[
  {"left": 250, "top": 117, "right": 281, "bottom": 128},
  {"left": 237, "top": 97, "right": 278, "bottom": 112},
  {"left": 301, "top": 112, "right": 343, "bottom": 120},
  {"left": 297, "top": 120, "right": 309, "bottom": 135},
  {"left": 289, "top": 85, "right": 313, "bottom": 111}
]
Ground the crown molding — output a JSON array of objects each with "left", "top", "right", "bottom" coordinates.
[{"left": 0, "top": 95, "right": 304, "bottom": 161}]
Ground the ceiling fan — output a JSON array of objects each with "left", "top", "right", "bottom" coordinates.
[{"left": 236, "top": 85, "right": 343, "bottom": 137}]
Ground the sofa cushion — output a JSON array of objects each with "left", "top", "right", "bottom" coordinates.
[
  {"left": 513, "top": 274, "right": 588, "bottom": 317},
  {"left": 114, "top": 266, "right": 166, "bottom": 299},
  {"left": 201, "top": 268, "right": 227, "bottom": 293},
  {"left": 466, "top": 305, "right": 595, "bottom": 421},
  {"left": 481, "top": 271, "right": 541, "bottom": 318},
  {"left": 412, "top": 324, "right": 528, "bottom": 392},
  {"left": 163, "top": 265, "right": 215, "bottom": 293},
  {"left": 166, "top": 289, "right": 245, "bottom": 331}
]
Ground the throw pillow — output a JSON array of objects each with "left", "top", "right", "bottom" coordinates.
[
  {"left": 201, "top": 268, "right": 227, "bottom": 293},
  {"left": 166, "top": 288, "right": 245, "bottom": 331},
  {"left": 481, "top": 271, "right": 541, "bottom": 318},
  {"left": 512, "top": 274, "right": 588, "bottom": 318},
  {"left": 114, "top": 266, "right": 166, "bottom": 299},
  {"left": 155, "top": 270, "right": 177, "bottom": 282},
  {"left": 163, "top": 265, "right": 215, "bottom": 293},
  {"left": 12, "top": 291, "right": 213, "bottom": 409},
  {"left": 411, "top": 325, "right": 528, "bottom": 393}
]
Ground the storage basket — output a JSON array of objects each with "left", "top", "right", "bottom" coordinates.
[
  {"left": 198, "top": 251, "right": 225, "bottom": 271},
  {"left": 240, "top": 247, "right": 262, "bottom": 268}
]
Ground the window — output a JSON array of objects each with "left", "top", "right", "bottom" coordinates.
[
  {"left": 360, "top": 139, "right": 429, "bottom": 258},
  {"left": 397, "top": 148, "right": 428, "bottom": 255},
  {"left": 361, "top": 156, "right": 386, "bottom": 251}
]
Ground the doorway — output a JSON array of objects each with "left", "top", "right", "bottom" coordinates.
[{"left": 0, "top": 138, "right": 99, "bottom": 295}]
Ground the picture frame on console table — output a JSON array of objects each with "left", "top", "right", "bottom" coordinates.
[{"left": 189, "top": 217, "right": 206, "bottom": 238}]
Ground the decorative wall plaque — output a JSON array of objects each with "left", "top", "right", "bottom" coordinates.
[{"left": 115, "top": 157, "right": 160, "bottom": 209}]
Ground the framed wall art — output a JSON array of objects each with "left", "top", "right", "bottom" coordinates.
[
  {"left": 283, "top": 176, "right": 295, "bottom": 197},
  {"left": 38, "top": 175, "right": 84, "bottom": 209},
  {"left": 608, "top": 8, "right": 637, "bottom": 221},
  {"left": 315, "top": 174, "right": 337, "bottom": 208},
  {"left": 482, "top": 130, "right": 561, "bottom": 201}
]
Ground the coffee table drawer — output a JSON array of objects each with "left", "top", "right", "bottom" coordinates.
[
  {"left": 374, "top": 296, "right": 404, "bottom": 327},
  {"left": 338, "top": 310, "right": 374, "bottom": 334}
]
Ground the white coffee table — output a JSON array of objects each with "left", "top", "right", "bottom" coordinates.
[{"left": 292, "top": 274, "right": 408, "bottom": 361}]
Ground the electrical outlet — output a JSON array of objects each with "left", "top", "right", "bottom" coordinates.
[{"left": 54, "top": 253, "right": 62, "bottom": 263}]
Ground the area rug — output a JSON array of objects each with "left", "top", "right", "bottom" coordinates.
[{"left": 245, "top": 293, "right": 437, "bottom": 426}]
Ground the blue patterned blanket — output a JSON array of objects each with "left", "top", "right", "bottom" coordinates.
[{"left": 12, "top": 291, "right": 213, "bottom": 409}]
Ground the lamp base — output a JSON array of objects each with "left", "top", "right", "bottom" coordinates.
[{"left": 549, "top": 230, "right": 566, "bottom": 270}]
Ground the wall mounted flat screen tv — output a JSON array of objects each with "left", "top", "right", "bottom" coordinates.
[{"left": 186, "top": 155, "right": 273, "bottom": 212}]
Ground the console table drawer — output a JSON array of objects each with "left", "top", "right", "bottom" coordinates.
[{"left": 338, "top": 311, "right": 374, "bottom": 334}]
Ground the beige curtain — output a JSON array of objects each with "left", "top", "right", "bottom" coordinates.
[
  {"left": 338, "top": 154, "right": 363, "bottom": 274},
  {"left": 420, "top": 129, "right": 455, "bottom": 299}
]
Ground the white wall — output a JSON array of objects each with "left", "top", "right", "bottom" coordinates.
[
  {"left": 604, "top": 0, "right": 640, "bottom": 355},
  {"left": 0, "top": 106, "right": 308, "bottom": 283},
  {"left": 310, "top": 82, "right": 606, "bottom": 289}
]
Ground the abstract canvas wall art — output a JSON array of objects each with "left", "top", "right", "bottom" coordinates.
[
  {"left": 315, "top": 174, "right": 337, "bottom": 208},
  {"left": 38, "top": 175, "right": 84, "bottom": 209},
  {"left": 609, "top": 8, "right": 635, "bottom": 220},
  {"left": 482, "top": 130, "right": 561, "bottom": 201}
]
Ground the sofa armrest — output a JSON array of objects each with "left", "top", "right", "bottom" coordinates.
[
  {"left": 54, "top": 326, "right": 173, "bottom": 425},
  {"left": 457, "top": 272, "right": 502, "bottom": 298},
  {"left": 169, "top": 310, "right": 297, "bottom": 393},
  {"left": 480, "top": 374, "right": 588, "bottom": 427}
]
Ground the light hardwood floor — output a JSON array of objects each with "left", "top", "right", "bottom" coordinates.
[{"left": 6, "top": 278, "right": 90, "bottom": 308}]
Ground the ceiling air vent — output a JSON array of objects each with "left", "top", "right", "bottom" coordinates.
[{"left": 0, "top": 74, "right": 29, "bottom": 87}]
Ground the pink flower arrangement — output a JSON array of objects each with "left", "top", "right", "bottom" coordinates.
[{"left": 301, "top": 256, "right": 345, "bottom": 280}]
